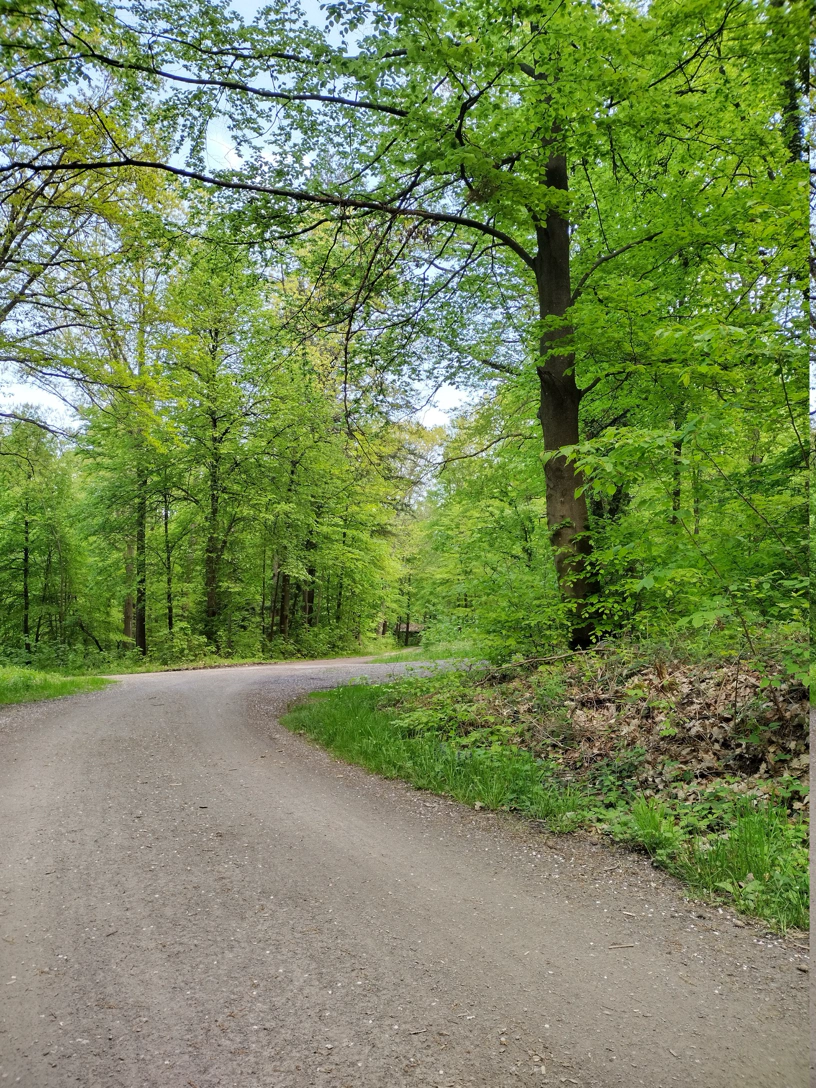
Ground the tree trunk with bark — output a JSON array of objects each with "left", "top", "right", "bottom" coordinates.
[
  {"left": 534, "top": 154, "right": 596, "bottom": 649},
  {"left": 303, "top": 537, "right": 317, "bottom": 627},
  {"left": 135, "top": 474, "right": 147, "bottom": 655},
  {"left": 268, "top": 559, "right": 280, "bottom": 641},
  {"left": 279, "top": 573, "right": 291, "bottom": 638},
  {"left": 671, "top": 435, "right": 683, "bottom": 525},
  {"left": 163, "top": 493, "right": 173, "bottom": 633},
  {"left": 22, "top": 506, "right": 31, "bottom": 658},
  {"left": 203, "top": 419, "right": 221, "bottom": 648},
  {"left": 124, "top": 541, "right": 134, "bottom": 642}
]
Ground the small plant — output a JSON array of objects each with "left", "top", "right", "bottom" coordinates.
[{"left": 611, "top": 796, "right": 680, "bottom": 856}]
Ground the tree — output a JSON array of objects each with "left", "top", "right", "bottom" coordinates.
[
  {"left": 2, "top": 0, "right": 806, "bottom": 644},
  {"left": 0, "top": 414, "right": 82, "bottom": 658}
]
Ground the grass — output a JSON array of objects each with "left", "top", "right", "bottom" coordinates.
[
  {"left": 673, "top": 804, "right": 809, "bottom": 930},
  {"left": 283, "top": 682, "right": 587, "bottom": 832},
  {"left": 283, "top": 680, "right": 809, "bottom": 932},
  {"left": 0, "top": 666, "right": 112, "bottom": 704},
  {"left": 368, "top": 639, "right": 477, "bottom": 664}
]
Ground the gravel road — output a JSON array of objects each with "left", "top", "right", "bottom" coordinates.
[{"left": 0, "top": 659, "right": 809, "bottom": 1087}]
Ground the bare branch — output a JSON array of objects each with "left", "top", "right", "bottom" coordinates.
[
  {"left": 0, "top": 411, "right": 75, "bottom": 437},
  {"left": 439, "top": 432, "right": 530, "bottom": 470}
]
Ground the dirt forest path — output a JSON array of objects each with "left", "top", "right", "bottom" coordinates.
[{"left": 0, "top": 660, "right": 808, "bottom": 1087}]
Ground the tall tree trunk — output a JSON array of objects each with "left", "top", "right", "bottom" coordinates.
[
  {"left": 35, "top": 545, "right": 51, "bottom": 645},
  {"left": 670, "top": 404, "right": 688, "bottom": 526},
  {"left": 124, "top": 541, "right": 134, "bottom": 642},
  {"left": 335, "top": 579, "right": 343, "bottom": 625},
  {"left": 134, "top": 295, "right": 148, "bottom": 655},
  {"left": 314, "top": 581, "right": 322, "bottom": 627},
  {"left": 268, "top": 559, "right": 280, "bottom": 641},
  {"left": 203, "top": 431, "right": 220, "bottom": 648},
  {"left": 692, "top": 466, "right": 701, "bottom": 536},
  {"left": 534, "top": 153, "right": 596, "bottom": 649},
  {"left": 304, "top": 578, "right": 317, "bottom": 625},
  {"left": 163, "top": 493, "right": 173, "bottom": 633},
  {"left": 290, "top": 580, "right": 301, "bottom": 632},
  {"left": 135, "top": 474, "right": 147, "bottom": 655},
  {"left": 259, "top": 538, "right": 266, "bottom": 638},
  {"left": 279, "top": 573, "right": 291, "bottom": 638},
  {"left": 22, "top": 506, "right": 31, "bottom": 659},
  {"left": 670, "top": 434, "right": 683, "bottom": 525},
  {"left": 334, "top": 528, "right": 347, "bottom": 626},
  {"left": 304, "top": 539, "right": 317, "bottom": 627}
]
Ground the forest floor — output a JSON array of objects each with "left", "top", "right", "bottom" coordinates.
[{"left": 0, "top": 659, "right": 808, "bottom": 1088}]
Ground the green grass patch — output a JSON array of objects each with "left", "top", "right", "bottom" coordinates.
[
  {"left": 608, "top": 795, "right": 808, "bottom": 931},
  {"left": 284, "top": 677, "right": 809, "bottom": 932},
  {"left": 0, "top": 666, "right": 112, "bottom": 704},
  {"left": 283, "top": 683, "right": 589, "bottom": 832}
]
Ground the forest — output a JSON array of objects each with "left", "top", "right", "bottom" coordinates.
[{"left": 0, "top": 0, "right": 809, "bottom": 923}]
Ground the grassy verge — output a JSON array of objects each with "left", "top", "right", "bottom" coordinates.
[
  {"left": 0, "top": 666, "right": 112, "bottom": 704},
  {"left": 283, "top": 667, "right": 809, "bottom": 933},
  {"left": 367, "top": 640, "right": 477, "bottom": 664},
  {"left": 284, "top": 683, "right": 587, "bottom": 828}
]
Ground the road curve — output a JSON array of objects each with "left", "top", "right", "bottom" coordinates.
[{"left": 0, "top": 660, "right": 808, "bottom": 1087}]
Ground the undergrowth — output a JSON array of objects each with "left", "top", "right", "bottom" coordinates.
[
  {"left": 0, "top": 635, "right": 404, "bottom": 677},
  {"left": 0, "top": 666, "right": 112, "bottom": 704},
  {"left": 283, "top": 648, "right": 809, "bottom": 933}
]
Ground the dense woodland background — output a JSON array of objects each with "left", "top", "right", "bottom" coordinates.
[{"left": 0, "top": 0, "right": 808, "bottom": 676}]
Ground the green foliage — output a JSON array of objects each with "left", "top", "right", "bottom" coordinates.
[
  {"left": 1, "top": 0, "right": 807, "bottom": 664},
  {"left": 0, "top": 220, "right": 421, "bottom": 666},
  {"left": 0, "top": 666, "right": 111, "bottom": 704},
  {"left": 3, "top": 0, "right": 807, "bottom": 649},
  {"left": 675, "top": 804, "right": 809, "bottom": 932}
]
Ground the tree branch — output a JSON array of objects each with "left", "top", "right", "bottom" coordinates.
[
  {"left": 0, "top": 156, "right": 537, "bottom": 269},
  {"left": 0, "top": 411, "right": 75, "bottom": 437},
  {"left": 570, "top": 232, "right": 663, "bottom": 302},
  {"left": 439, "top": 433, "right": 531, "bottom": 470},
  {"left": 60, "top": 44, "right": 411, "bottom": 117}
]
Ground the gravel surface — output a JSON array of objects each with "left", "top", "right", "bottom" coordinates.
[{"left": 0, "top": 659, "right": 809, "bottom": 1087}]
